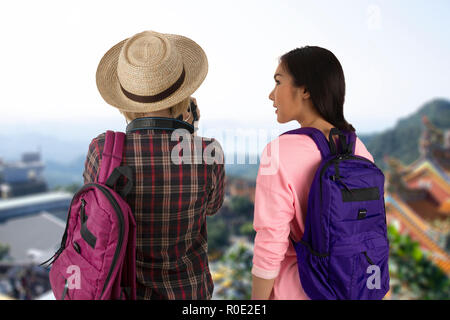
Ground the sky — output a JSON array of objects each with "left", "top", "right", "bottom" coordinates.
[{"left": 0, "top": 0, "right": 449, "bottom": 156}]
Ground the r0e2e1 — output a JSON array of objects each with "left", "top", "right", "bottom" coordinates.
[{"left": 226, "top": 304, "right": 266, "bottom": 315}]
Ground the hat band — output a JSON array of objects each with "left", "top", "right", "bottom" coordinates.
[{"left": 120, "top": 66, "right": 186, "bottom": 103}]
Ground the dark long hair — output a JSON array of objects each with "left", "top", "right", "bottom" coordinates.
[{"left": 280, "top": 46, "right": 355, "bottom": 132}]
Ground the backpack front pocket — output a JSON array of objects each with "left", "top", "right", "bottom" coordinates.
[
  {"left": 49, "top": 243, "right": 103, "bottom": 300},
  {"left": 329, "top": 235, "right": 389, "bottom": 300},
  {"left": 350, "top": 245, "right": 390, "bottom": 300},
  {"left": 49, "top": 270, "right": 71, "bottom": 300}
]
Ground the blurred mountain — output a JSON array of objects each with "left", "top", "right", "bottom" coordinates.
[
  {"left": 0, "top": 133, "right": 89, "bottom": 164},
  {"left": 359, "top": 98, "right": 450, "bottom": 169},
  {"left": 45, "top": 155, "right": 85, "bottom": 189}
]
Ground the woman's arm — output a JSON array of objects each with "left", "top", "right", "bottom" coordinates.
[
  {"left": 251, "top": 138, "right": 296, "bottom": 300},
  {"left": 251, "top": 275, "right": 275, "bottom": 300}
]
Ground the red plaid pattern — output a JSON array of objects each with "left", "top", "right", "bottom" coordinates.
[{"left": 83, "top": 128, "right": 225, "bottom": 300}]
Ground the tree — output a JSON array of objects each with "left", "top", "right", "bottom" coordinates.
[
  {"left": 206, "top": 216, "right": 230, "bottom": 255},
  {"left": 387, "top": 224, "right": 450, "bottom": 299},
  {"left": 213, "top": 241, "right": 253, "bottom": 300},
  {"left": 229, "top": 196, "right": 253, "bottom": 217},
  {"left": 239, "top": 222, "right": 256, "bottom": 241}
]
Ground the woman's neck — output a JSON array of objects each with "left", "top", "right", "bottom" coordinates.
[{"left": 299, "top": 117, "right": 335, "bottom": 141}]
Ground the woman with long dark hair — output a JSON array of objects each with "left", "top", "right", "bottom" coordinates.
[{"left": 251, "top": 46, "right": 374, "bottom": 299}]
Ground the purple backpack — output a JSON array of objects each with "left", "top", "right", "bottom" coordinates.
[
  {"left": 41, "top": 131, "right": 136, "bottom": 300},
  {"left": 283, "top": 127, "right": 389, "bottom": 300}
]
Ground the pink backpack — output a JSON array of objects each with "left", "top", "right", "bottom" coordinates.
[{"left": 41, "top": 131, "right": 136, "bottom": 300}]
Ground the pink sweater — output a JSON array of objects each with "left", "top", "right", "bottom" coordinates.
[{"left": 252, "top": 133, "right": 374, "bottom": 300}]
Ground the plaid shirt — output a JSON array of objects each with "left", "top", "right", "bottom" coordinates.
[{"left": 82, "top": 128, "right": 225, "bottom": 300}]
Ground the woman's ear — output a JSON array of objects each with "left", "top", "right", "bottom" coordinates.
[
  {"left": 301, "top": 86, "right": 310, "bottom": 99},
  {"left": 293, "top": 86, "right": 309, "bottom": 101}
]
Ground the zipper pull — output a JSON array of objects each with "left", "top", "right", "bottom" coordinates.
[
  {"left": 61, "top": 279, "right": 69, "bottom": 300},
  {"left": 363, "top": 251, "right": 375, "bottom": 265},
  {"left": 333, "top": 161, "right": 353, "bottom": 193},
  {"left": 336, "top": 175, "right": 353, "bottom": 193},
  {"left": 80, "top": 199, "right": 87, "bottom": 223}
]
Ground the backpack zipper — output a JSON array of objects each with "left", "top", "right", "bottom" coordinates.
[
  {"left": 39, "top": 193, "right": 80, "bottom": 267},
  {"left": 363, "top": 251, "right": 375, "bottom": 265},
  {"left": 331, "top": 161, "right": 353, "bottom": 194},
  {"left": 92, "top": 184, "right": 125, "bottom": 298},
  {"left": 61, "top": 278, "right": 69, "bottom": 300},
  {"left": 40, "top": 185, "right": 92, "bottom": 268}
]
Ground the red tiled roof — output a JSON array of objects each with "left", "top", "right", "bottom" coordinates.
[{"left": 386, "top": 194, "right": 450, "bottom": 275}]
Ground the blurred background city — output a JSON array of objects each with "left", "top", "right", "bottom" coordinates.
[{"left": 0, "top": 0, "right": 449, "bottom": 300}]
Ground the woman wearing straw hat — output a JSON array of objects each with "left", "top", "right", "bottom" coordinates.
[{"left": 84, "top": 30, "right": 225, "bottom": 300}]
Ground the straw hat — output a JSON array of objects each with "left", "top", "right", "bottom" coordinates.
[{"left": 96, "top": 30, "right": 208, "bottom": 112}]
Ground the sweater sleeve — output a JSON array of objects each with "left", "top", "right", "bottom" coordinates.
[
  {"left": 83, "top": 138, "right": 100, "bottom": 184},
  {"left": 206, "top": 139, "right": 225, "bottom": 216},
  {"left": 252, "top": 138, "right": 295, "bottom": 279}
]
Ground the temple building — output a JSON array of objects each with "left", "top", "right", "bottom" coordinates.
[
  {"left": 384, "top": 116, "right": 450, "bottom": 275},
  {"left": 0, "top": 151, "right": 47, "bottom": 199}
]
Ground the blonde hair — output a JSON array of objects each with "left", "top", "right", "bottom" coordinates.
[{"left": 120, "top": 97, "right": 190, "bottom": 122}]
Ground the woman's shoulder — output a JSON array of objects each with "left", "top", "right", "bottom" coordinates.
[
  {"left": 88, "top": 132, "right": 106, "bottom": 144},
  {"left": 260, "top": 133, "right": 374, "bottom": 170},
  {"left": 86, "top": 132, "right": 107, "bottom": 157},
  {"left": 265, "top": 133, "right": 319, "bottom": 151},
  {"left": 261, "top": 134, "right": 322, "bottom": 162},
  {"left": 354, "top": 136, "right": 374, "bottom": 162},
  {"left": 89, "top": 131, "right": 223, "bottom": 146},
  {"left": 258, "top": 134, "right": 321, "bottom": 178}
]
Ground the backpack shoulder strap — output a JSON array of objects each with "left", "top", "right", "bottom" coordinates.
[
  {"left": 98, "top": 131, "right": 125, "bottom": 184},
  {"left": 281, "top": 127, "right": 331, "bottom": 159},
  {"left": 98, "top": 131, "right": 133, "bottom": 198},
  {"left": 329, "top": 128, "right": 357, "bottom": 155},
  {"left": 345, "top": 130, "right": 357, "bottom": 155},
  {"left": 282, "top": 127, "right": 357, "bottom": 158}
]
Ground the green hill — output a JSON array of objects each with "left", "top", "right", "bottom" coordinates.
[{"left": 359, "top": 98, "right": 450, "bottom": 169}]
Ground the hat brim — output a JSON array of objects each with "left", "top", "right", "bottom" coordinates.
[{"left": 96, "top": 33, "right": 208, "bottom": 113}]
